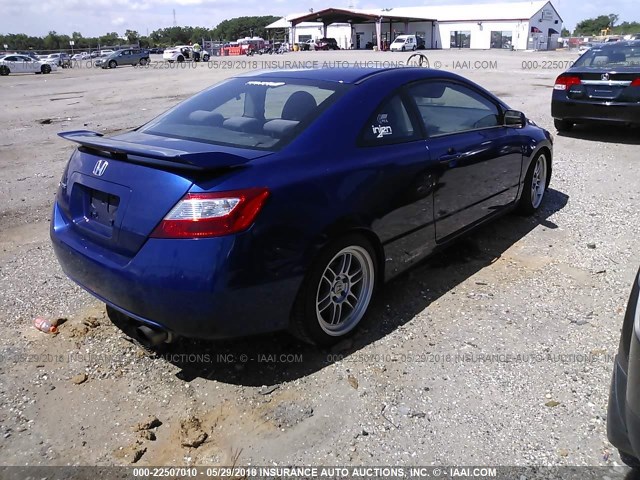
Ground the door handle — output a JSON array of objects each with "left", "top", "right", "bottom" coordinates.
[{"left": 439, "top": 153, "right": 462, "bottom": 164}]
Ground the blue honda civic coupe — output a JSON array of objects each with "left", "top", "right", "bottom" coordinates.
[{"left": 51, "top": 68, "right": 553, "bottom": 346}]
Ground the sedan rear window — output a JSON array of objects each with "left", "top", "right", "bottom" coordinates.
[
  {"left": 140, "top": 77, "right": 347, "bottom": 150},
  {"left": 574, "top": 44, "right": 640, "bottom": 68}
]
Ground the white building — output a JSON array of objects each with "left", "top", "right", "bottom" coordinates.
[{"left": 266, "top": 1, "right": 563, "bottom": 51}]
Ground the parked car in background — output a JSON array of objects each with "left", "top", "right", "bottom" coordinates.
[
  {"left": 578, "top": 42, "right": 603, "bottom": 53},
  {"left": 608, "top": 267, "right": 640, "bottom": 468},
  {"left": 0, "top": 54, "right": 55, "bottom": 75},
  {"left": 95, "top": 49, "right": 150, "bottom": 68},
  {"left": 297, "top": 40, "right": 314, "bottom": 51},
  {"left": 316, "top": 38, "right": 340, "bottom": 50},
  {"left": 72, "top": 52, "right": 91, "bottom": 61},
  {"left": 51, "top": 67, "right": 552, "bottom": 347},
  {"left": 149, "top": 47, "right": 164, "bottom": 54},
  {"left": 163, "top": 45, "right": 210, "bottom": 62},
  {"left": 44, "top": 53, "right": 72, "bottom": 68},
  {"left": 390, "top": 34, "right": 420, "bottom": 51},
  {"left": 552, "top": 40, "right": 640, "bottom": 131}
]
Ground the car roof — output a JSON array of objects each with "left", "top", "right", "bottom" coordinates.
[
  {"left": 237, "top": 67, "right": 461, "bottom": 85},
  {"left": 596, "top": 40, "right": 640, "bottom": 49}
]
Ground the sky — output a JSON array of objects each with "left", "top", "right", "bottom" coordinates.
[{"left": 0, "top": 0, "right": 638, "bottom": 38}]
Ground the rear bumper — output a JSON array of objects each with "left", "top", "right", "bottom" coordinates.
[
  {"left": 50, "top": 202, "right": 301, "bottom": 339},
  {"left": 552, "top": 97, "right": 640, "bottom": 125}
]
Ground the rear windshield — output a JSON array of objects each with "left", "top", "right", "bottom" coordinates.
[
  {"left": 573, "top": 44, "right": 640, "bottom": 69},
  {"left": 139, "top": 77, "right": 347, "bottom": 150}
]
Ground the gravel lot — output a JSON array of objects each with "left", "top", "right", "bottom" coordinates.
[{"left": 0, "top": 48, "right": 639, "bottom": 474}]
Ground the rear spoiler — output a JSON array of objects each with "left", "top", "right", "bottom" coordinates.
[{"left": 58, "top": 130, "right": 253, "bottom": 171}]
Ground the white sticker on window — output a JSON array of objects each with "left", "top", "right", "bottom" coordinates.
[{"left": 372, "top": 125, "right": 393, "bottom": 138}]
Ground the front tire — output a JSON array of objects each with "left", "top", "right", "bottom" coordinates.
[
  {"left": 177, "top": 55, "right": 185, "bottom": 63},
  {"left": 202, "top": 54, "right": 210, "bottom": 61},
  {"left": 290, "top": 235, "right": 377, "bottom": 345},
  {"left": 0, "top": 66, "right": 9, "bottom": 76},
  {"left": 108, "top": 60, "right": 117, "bottom": 69},
  {"left": 518, "top": 152, "right": 549, "bottom": 215},
  {"left": 139, "top": 57, "right": 149, "bottom": 66},
  {"left": 554, "top": 119, "right": 573, "bottom": 132}
]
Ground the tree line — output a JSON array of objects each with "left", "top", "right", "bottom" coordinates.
[
  {"left": 571, "top": 14, "right": 640, "bottom": 36},
  {"left": 1, "top": 16, "right": 283, "bottom": 52}
]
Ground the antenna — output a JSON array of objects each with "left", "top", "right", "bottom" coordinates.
[{"left": 173, "top": 9, "right": 177, "bottom": 27}]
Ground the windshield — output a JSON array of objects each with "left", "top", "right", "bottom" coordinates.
[
  {"left": 139, "top": 77, "right": 348, "bottom": 150},
  {"left": 573, "top": 44, "right": 640, "bottom": 69}
]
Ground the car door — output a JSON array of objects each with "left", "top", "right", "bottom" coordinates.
[
  {"left": 118, "top": 50, "right": 130, "bottom": 64},
  {"left": 406, "top": 80, "right": 523, "bottom": 242},
  {"left": 352, "top": 92, "right": 439, "bottom": 279},
  {"left": 20, "top": 56, "right": 39, "bottom": 73},
  {"left": 3, "top": 56, "right": 20, "bottom": 73}
]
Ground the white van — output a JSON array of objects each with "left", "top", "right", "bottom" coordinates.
[{"left": 389, "top": 34, "right": 419, "bottom": 52}]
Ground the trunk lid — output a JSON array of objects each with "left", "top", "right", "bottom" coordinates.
[
  {"left": 56, "top": 130, "right": 271, "bottom": 256},
  {"left": 566, "top": 68, "right": 640, "bottom": 102}
]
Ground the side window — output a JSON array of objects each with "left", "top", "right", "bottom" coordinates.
[
  {"left": 407, "top": 81, "right": 501, "bottom": 136},
  {"left": 359, "top": 94, "right": 418, "bottom": 146}
]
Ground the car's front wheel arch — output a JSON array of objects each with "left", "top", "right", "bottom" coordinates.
[
  {"left": 517, "top": 147, "right": 552, "bottom": 215},
  {"left": 536, "top": 146, "right": 552, "bottom": 189}
]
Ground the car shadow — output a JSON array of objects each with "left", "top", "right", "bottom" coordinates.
[
  {"left": 137, "top": 188, "right": 569, "bottom": 386},
  {"left": 557, "top": 124, "right": 640, "bottom": 145}
]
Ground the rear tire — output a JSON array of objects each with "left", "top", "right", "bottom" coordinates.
[
  {"left": 0, "top": 66, "right": 10, "bottom": 76},
  {"left": 517, "top": 152, "right": 549, "bottom": 215},
  {"left": 177, "top": 55, "right": 185, "bottom": 63},
  {"left": 554, "top": 119, "right": 573, "bottom": 132},
  {"left": 202, "top": 54, "right": 210, "bottom": 61},
  {"left": 41, "top": 64, "right": 51, "bottom": 74},
  {"left": 290, "top": 234, "right": 377, "bottom": 346}
]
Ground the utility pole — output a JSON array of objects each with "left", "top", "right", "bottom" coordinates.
[{"left": 173, "top": 9, "right": 177, "bottom": 27}]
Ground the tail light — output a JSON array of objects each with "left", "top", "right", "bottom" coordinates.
[
  {"left": 631, "top": 78, "right": 640, "bottom": 87},
  {"left": 151, "top": 188, "right": 270, "bottom": 239},
  {"left": 554, "top": 75, "right": 581, "bottom": 90}
]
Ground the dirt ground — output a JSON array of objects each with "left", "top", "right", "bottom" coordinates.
[{"left": 0, "top": 49, "right": 639, "bottom": 472}]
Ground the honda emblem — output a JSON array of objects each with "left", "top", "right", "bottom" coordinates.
[
  {"left": 93, "top": 159, "right": 109, "bottom": 176},
  {"left": 601, "top": 73, "right": 610, "bottom": 81}
]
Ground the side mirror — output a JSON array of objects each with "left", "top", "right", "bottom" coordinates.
[{"left": 504, "top": 109, "right": 526, "bottom": 128}]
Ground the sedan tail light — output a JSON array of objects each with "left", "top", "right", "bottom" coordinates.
[
  {"left": 631, "top": 78, "right": 640, "bottom": 87},
  {"left": 151, "top": 188, "right": 270, "bottom": 239},
  {"left": 554, "top": 75, "right": 581, "bottom": 90}
]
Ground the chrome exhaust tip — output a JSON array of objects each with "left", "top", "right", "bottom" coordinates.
[{"left": 136, "top": 325, "right": 172, "bottom": 347}]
